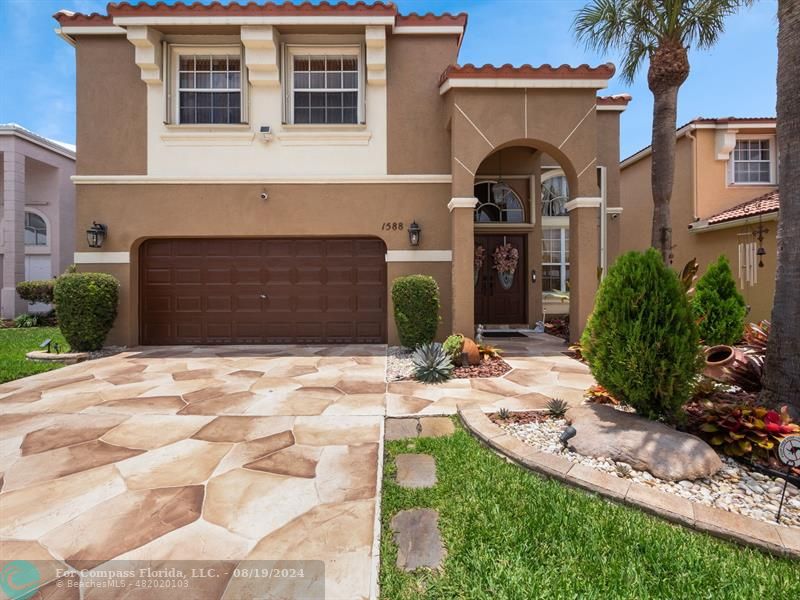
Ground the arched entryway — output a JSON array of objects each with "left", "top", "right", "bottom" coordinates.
[{"left": 471, "top": 144, "right": 576, "bottom": 328}]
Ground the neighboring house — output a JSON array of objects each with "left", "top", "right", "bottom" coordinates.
[
  {"left": 0, "top": 124, "right": 76, "bottom": 319},
  {"left": 54, "top": 2, "right": 630, "bottom": 346},
  {"left": 619, "top": 118, "right": 778, "bottom": 322}
]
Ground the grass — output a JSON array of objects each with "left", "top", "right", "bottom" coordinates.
[
  {"left": 0, "top": 326, "right": 69, "bottom": 384},
  {"left": 380, "top": 419, "right": 800, "bottom": 599}
]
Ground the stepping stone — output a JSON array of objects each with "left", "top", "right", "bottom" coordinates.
[
  {"left": 418, "top": 417, "right": 454, "bottom": 438},
  {"left": 395, "top": 454, "right": 436, "bottom": 488},
  {"left": 385, "top": 417, "right": 420, "bottom": 440},
  {"left": 390, "top": 509, "right": 445, "bottom": 571}
]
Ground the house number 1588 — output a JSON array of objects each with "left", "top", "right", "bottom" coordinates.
[{"left": 381, "top": 222, "right": 404, "bottom": 231}]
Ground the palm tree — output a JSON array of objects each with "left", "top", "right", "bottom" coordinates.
[
  {"left": 761, "top": 0, "right": 800, "bottom": 418},
  {"left": 574, "top": 0, "right": 752, "bottom": 264}
]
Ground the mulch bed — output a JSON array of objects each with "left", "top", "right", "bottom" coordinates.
[
  {"left": 452, "top": 357, "right": 512, "bottom": 379},
  {"left": 489, "top": 410, "right": 549, "bottom": 426}
]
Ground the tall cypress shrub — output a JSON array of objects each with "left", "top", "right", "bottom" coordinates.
[
  {"left": 692, "top": 255, "right": 747, "bottom": 346},
  {"left": 581, "top": 249, "right": 701, "bottom": 423},
  {"left": 392, "top": 275, "right": 440, "bottom": 348}
]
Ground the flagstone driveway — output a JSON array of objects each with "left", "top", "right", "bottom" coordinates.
[{"left": 0, "top": 337, "right": 591, "bottom": 599}]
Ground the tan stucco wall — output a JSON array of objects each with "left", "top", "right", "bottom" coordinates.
[
  {"left": 75, "top": 182, "right": 453, "bottom": 346},
  {"left": 75, "top": 36, "right": 147, "bottom": 175},
  {"left": 386, "top": 34, "right": 458, "bottom": 174},
  {"left": 619, "top": 129, "right": 778, "bottom": 321}
]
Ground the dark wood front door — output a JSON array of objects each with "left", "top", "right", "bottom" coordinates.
[
  {"left": 140, "top": 237, "right": 387, "bottom": 345},
  {"left": 474, "top": 234, "right": 527, "bottom": 325}
]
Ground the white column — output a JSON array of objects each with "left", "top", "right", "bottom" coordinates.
[{"left": 2, "top": 147, "right": 26, "bottom": 318}]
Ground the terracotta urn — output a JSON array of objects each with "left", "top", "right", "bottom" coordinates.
[{"left": 703, "top": 345, "right": 748, "bottom": 382}]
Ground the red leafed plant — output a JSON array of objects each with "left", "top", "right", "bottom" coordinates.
[
  {"left": 685, "top": 400, "right": 800, "bottom": 460},
  {"left": 584, "top": 384, "right": 619, "bottom": 405}
]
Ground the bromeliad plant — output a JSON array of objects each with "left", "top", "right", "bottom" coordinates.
[
  {"left": 686, "top": 400, "right": 800, "bottom": 461},
  {"left": 411, "top": 342, "right": 454, "bottom": 384},
  {"left": 443, "top": 333, "right": 465, "bottom": 362}
]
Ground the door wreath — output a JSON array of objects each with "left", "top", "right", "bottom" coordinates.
[{"left": 493, "top": 242, "right": 519, "bottom": 290}]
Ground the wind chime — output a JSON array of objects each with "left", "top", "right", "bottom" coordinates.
[
  {"left": 737, "top": 217, "right": 768, "bottom": 289},
  {"left": 752, "top": 218, "right": 769, "bottom": 268}
]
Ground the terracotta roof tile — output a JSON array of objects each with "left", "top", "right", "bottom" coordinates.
[
  {"left": 597, "top": 94, "right": 632, "bottom": 106},
  {"left": 395, "top": 12, "right": 467, "bottom": 27},
  {"left": 53, "top": 10, "right": 113, "bottom": 25},
  {"left": 105, "top": 1, "right": 397, "bottom": 17},
  {"left": 706, "top": 190, "right": 780, "bottom": 225},
  {"left": 440, "top": 62, "right": 616, "bottom": 85}
]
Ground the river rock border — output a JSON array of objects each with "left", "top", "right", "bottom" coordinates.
[{"left": 457, "top": 405, "right": 799, "bottom": 560}]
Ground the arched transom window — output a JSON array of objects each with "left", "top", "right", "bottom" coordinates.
[
  {"left": 541, "top": 174, "right": 569, "bottom": 217},
  {"left": 24, "top": 212, "right": 48, "bottom": 246},
  {"left": 473, "top": 181, "right": 525, "bottom": 223}
]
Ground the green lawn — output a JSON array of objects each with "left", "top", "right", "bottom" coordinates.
[
  {"left": 0, "top": 327, "right": 69, "bottom": 384},
  {"left": 380, "top": 419, "right": 800, "bottom": 599}
]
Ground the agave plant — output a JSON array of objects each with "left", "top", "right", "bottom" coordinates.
[
  {"left": 411, "top": 343, "right": 454, "bottom": 384},
  {"left": 686, "top": 400, "right": 800, "bottom": 460},
  {"left": 497, "top": 407, "right": 511, "bottom": 420},
  {"left": 546, "top": 398, "right": 569, "bottom": 418}
]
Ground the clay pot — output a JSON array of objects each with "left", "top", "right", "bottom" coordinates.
[
  {"left": 461, "top": 337, "right": 481, "bottom": 366},
  {"left": 703, "top": 345, "right": 748, "bottom": 382}
]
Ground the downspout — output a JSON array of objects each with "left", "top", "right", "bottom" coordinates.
[
  {"left": 599, "top": 166, "right": 608, "bottom": 277},
  {"left": 686, "top": 128, "right": 698, "bottom": 220}
]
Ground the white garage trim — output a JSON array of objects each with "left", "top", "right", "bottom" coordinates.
[
  {"left": 385, "top": 250, "right": 452, "bottom": 262},
  {"left": 74, "top": 252, "right": 130, "bottom": 264}
]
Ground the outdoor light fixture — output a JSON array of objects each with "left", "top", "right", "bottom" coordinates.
[
  {"left": 492, "top": 148, "right": 513, "bottom": 204},
  {"left": 86, "top": 222, "right": 107, "bottom": 248},
  {"left": 559, "top": 425, "right": 577, "bottom": 449},
  {"left": 408, "top": 220, "right": 421, "bottom": 246}
]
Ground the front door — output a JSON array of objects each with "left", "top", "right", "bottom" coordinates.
[{"left": 474, "top": 234, "right": 527, "bottom": 325}]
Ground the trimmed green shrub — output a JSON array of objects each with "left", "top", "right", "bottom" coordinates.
[
  {"left": 692, "top": 255, "right": 747, "bottom": 346},
  {"left": 53, "top": 272, "right": 120, "bottom": 351},
  {"left": 392, "top": 275, "right": 441, "bottom": 348},
  {"left": 16, "top": 279, "right": 55, "bottom": 304},
  {"left": 581, "top": 249, "right": 701, "bottom": 423}
]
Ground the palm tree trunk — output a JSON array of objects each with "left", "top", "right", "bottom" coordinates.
[
  {"left": 650, "top": 86, "right": 679, "bottom": 264},
  {"left": 761, "top": 0, "right": 800, "bottom": 418}
]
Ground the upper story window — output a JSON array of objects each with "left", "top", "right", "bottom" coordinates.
[
  {"left": 541, "top": 174, "right": 569, "bottom": 216},
  {"left": 172, "top": 47, "right": 244, "bottom": 125},
  {"left": 473, "top": 181, "right": 525, "bottom": 223},
  {"left": 286, "top": 46, "right": 362, "bottom": 125},
  {"left": 25, "top": 212, "right": 47, "bottom": 246},
  {"left": 730, "top": 138, "right": 775, "bottom": 184}
]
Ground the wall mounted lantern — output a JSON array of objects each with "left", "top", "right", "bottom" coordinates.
[
  {"left": 86, "top": 222, "right": 107, "bottom": 248},
  {"left": 408, "top": 220, "right": 421, "bottom": 247}
]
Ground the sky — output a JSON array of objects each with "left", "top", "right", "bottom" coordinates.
[{"left": 0, "top": 0, "right": 779, "bottom": 159}]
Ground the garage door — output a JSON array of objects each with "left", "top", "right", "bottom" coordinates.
[{"left": 140, "top": 238, "right": 386, "bottom": 345}]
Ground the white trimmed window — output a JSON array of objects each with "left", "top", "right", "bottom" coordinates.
[
  {"left": 24, "top": 212, "right": 47, "bottom": 246},
  {"left": 285, "top": 46, "right": 362, "bottom": 125},
  {"left": 542, "top": 228, "right": 569, "bottom": 292},
  {"left": 171, "top": 47, "right": 244, "bottom": 125},
  {"left": 730, "top": 138, "right": 775, "bottom": 184}
]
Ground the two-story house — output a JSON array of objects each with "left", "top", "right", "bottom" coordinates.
[
  {"left": 55, "top": 1, "right": 630, "bottom": 346},
  {"left": 1, "top": 124, "right": 76, "bottom": 319},
  {"left": 619, "top": 117, "right": 779, "bottom": 321}
]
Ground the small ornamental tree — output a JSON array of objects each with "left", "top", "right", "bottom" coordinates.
[
  {"left": 581, "top": 249, "right": 701, "bottom": 423},
  {"left": 692, "top": 255, "right": 747, "bottom": 346},
  {"left": 54, "top": 273, "right": 120, "bottom": 351},
  {"left": 392, "top": 275, "right": 441, "bottom": 348}
]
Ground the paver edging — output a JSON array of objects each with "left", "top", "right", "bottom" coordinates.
[{"left": 457, "top": 405, "right": 799, "bottom": 560}]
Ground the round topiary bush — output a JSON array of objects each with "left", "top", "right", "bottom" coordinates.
[
  {"left": 691, "top": 255, "right": 747, "bottom": 346},
  {"left": 54, "top": 272, "right": 120, "bottom": 351},
  {"left": 16, "top": 279, "right": 55, "bottom": 304},
  {"left": 391, "top": 275, "right": 441, "bottom": 348},
  {"left": 580, "top": 248, "right": 701, "bottom": 423}
]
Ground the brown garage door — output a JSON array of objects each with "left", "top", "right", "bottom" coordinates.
[{"left": 140, "top": 238, "right": 386, "bottom": 345}]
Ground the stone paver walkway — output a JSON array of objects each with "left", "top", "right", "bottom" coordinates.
[
  {"left": 0, "top": 335, "right": 586, "bottom": 598},
  {"left": 390, "top": 509, "right": 445, "bottom": 571},
  {"left": 395, "top": 454, "right": 437, "bottom": 489}
]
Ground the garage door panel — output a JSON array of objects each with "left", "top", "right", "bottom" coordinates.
[{"left": 141, "top": 238, "right": 386, "bottom": 345}]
